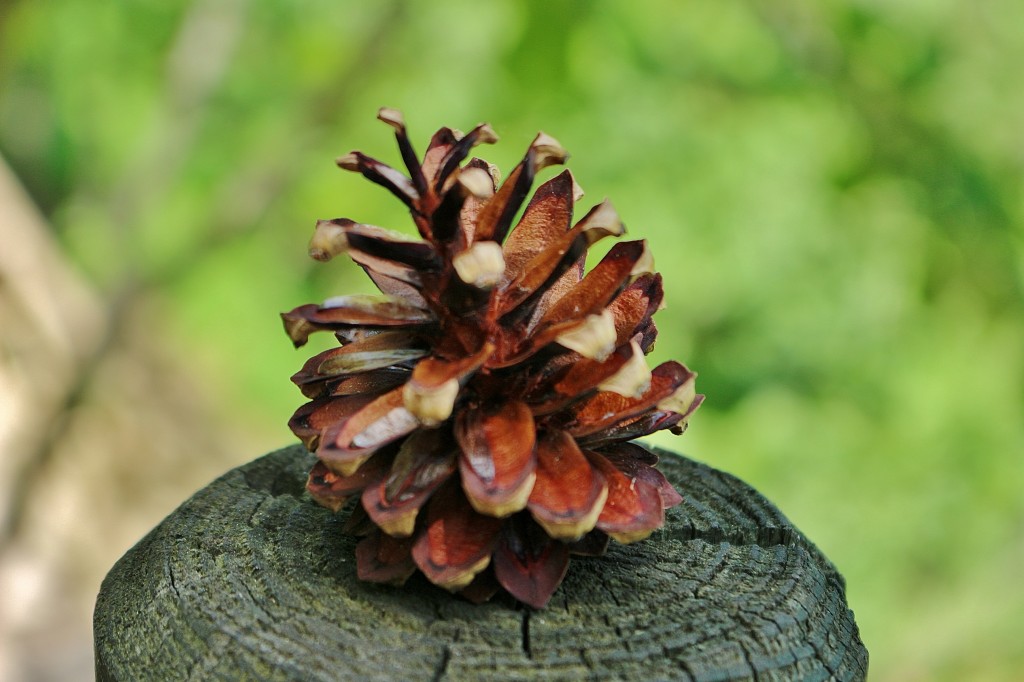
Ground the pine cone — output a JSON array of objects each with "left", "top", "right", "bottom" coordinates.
[{"left": 282, "top": 109, "right": 703, "bottom": 608}]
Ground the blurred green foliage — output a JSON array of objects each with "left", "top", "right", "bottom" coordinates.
[{"left": 2, "top": 1, "right": 1022, "bottom": 678}]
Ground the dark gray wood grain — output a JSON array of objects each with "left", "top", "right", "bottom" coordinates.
[{"left": 94, "top": 445, "right": 867, "bottom": 681}]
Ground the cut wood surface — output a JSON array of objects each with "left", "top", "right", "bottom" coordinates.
[{"left": 94, "top": 445, "right": 867, "bottom": 681}]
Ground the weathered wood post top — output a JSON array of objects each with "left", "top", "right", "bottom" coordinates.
[{"left": 94, "top": 445, "right": 868, "bottom": 680}]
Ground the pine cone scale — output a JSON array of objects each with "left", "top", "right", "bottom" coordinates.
[
  {"left": 455, "top": 402, "right": 538, "bottom": 518},
  {"left": 527, "top": 430, "right": 609, "bottom": 540}
]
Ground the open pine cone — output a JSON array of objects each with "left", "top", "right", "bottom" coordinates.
[{"left": 282, "top": 109, "right": 703, "bottom": 608}]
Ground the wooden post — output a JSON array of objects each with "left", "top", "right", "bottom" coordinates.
[{"left": 94, "top": 445, "right": 867, "bottom": 680}]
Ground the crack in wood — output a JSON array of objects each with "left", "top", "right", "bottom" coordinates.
[
  {"left": 520, "top": 610, "right": 532, "bottom": 660},
  {"left": 430, "top": 645, "right": 451, "bottom": 682},
  {"left": 739, "top": 640, "right": 762, "bottom": 682}
]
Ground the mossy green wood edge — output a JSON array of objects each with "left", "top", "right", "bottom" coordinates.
[{"left": 94, "top": 445, "right": 867, "bottom": 681}]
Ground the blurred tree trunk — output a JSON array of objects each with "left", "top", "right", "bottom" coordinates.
[
  {"left": 0, "top": 153, "right": 105, "bottom": 540},
  {"left": 0, "top": 152, "right": 243, "bottom": 681}
]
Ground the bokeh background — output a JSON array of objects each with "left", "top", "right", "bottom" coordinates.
[{"left": 1, "top": 1, "right": 1022, "bottom": 679}]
